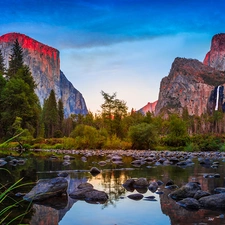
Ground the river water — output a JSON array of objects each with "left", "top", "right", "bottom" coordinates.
[{"left": 1, "top": 151, "right": 225, "bottom": 225}]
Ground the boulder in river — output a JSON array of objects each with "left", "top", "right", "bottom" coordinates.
[
  {"left": 23, "top": 177, "right": 68, "bottom": 202},
  {"left": 199, "top": 193, "right": 225, "bottom": 210},
  {"left": 169, "top": 182, "right": 201, "bottom": 200}
]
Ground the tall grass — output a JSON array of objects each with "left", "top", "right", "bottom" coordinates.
[{"left": 0, "top": 169, "right": 33, "bottom": 225}]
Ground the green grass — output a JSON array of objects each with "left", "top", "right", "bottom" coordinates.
[{"left": 0, "top": 169, "right": 33, "bottom": 225}]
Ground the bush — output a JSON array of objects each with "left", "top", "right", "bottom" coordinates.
[
  {"left": 103, "top": 135, "right": 122, "bottom": 150},
  {"left": 163, "top": 135, "right": 190, "bottom": 147},
  {"left": 128, "top": 123, "right": 157, "bottom": 149},
  {"left": 184, "top": 142, "right": 200, "bottom": 152},
  {"left": 70, "top": 125, "right": 108, "bottom": 149}
]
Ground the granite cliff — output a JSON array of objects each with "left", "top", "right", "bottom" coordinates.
[
  {"left": 155, "top": 34, "right": 225, "bottom": 116},
  {"left": 0, "top": 32, "right": 88, "bottom": 117},
  {"left": 138, "top": 101, "right": 157, "bottom": 115}
]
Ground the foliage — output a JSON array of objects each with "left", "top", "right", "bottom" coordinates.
[
  {"left": 7, "top": 39, "right": 24, "bottom": 79},
  {"left": 100, "top": 90, "right": 128, "bottom": 138},
  {"left": 0, "top": 40, "right": 40, "bottom": 139},
  {"left": 128, "top": 122, "right": 157, "bottom": 149},
  {"left": 0, "top": 170, "right": 33, "bottom": 225},
  {"left": 70, "top": 124, "right": 106, "bottom": 149},
  {"left": 163, "top": 114, "right": 189, "bottom": 147}
]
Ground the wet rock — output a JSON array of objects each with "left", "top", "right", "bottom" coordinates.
[
  {"left": 98, "top": 161, "right": 107, "bottom": 166},
  {"left": 214, "top": 174, "right": 220, "bottom": 178},
  {"left": 62, "top": 160, "right": 71, "bottom": 166},
  {"left": 169, "top": 157, "right": 179, "bottom": 164},
  {"left": 17, "top": 159, "right": 26, "bottom": 165},
  {"left": 57, "top": 172, "right": 69, "bottom": 177},
  {"left": 194, "top": 190, "right": 210, "bottom": 199},
  {"left": 78, "top": 183, "right": 94, "bottom": 189},
  {"left": 24, "top": 177, "right": 68, "bottom": 202},
  {"left": 214, "top": 187, "right": 225, "bottom": 194},
  {"left": 127, "top": 193, "right": 143, "bottom": 200},
  {"left": 148, "top": 181, "right": 159, "bottom": 193},
  {"left": 111, "top": 155, "right": 123, "bottom": 162},
  {"left": 49, "top": 155, "right": 58, "bottom": 160},
  {"left": 69, "top": 187, "right": 108, "bottom": 204},
  {"left": 63, "top": 155, "right": 75, "bottom": 160},
  {"left": 90, "top": 167, "right": 101, "bottom": 176},
  {"left": 157, "top": 180, "right": 164, "bottom": 186},
  {"left": 176, "top": 160, "right": 193, "bottom": 167},
  {"left": 177, "top": 197, "right": 200, "bottom": 210},
  {"left": 169, "top": 182, "right": 201, "bottom": 200},
  {"left": 9, "top": 159, "right": 18, "bottom": 166},
  {"left": 165, "top": 184, "right": 179, "bottom": 190},
  {"left": 136, "top": 187, "right": 148, "bottom": 194},
  {"left": 81, "top": 156, "right": 87, "bottom": 162},
  {"left": 131, "top": 160, "right": 143, "bottom": 165},
  {"left": 123, "top": 178, "right": 135, "bottom": 187},
  {"left": 84, "top": 190, "right": 108, "bottom": 203},
  {"left": 199, "top": 193, "right": 225, "bottom": 209},
  {"left": 165, "top": 180, "right": 174, "bottom": 186},
  {"left": 0, "top": 159, "right": 7, "bottom": 166},
  {"left": 133, "top": 178, "right": 149, "bottom": 188}
]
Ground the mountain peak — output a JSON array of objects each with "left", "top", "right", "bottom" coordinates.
[{"left": 0, "top": 32, "right": 59, "bottom": 61}]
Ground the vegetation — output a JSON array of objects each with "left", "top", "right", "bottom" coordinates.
[
  {"left": 0, "top": 169, "right": 33, "bottom": 225},
  {"left": 0, "top": 40, "right": 225, "bottom": 152}
]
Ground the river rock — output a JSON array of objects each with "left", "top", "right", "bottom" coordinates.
[
  {"left": 69, "top": 188, "right": 108, "bottom": 203},
  {"left": 194, "top": 190, "right": 211, "bottom": 199},
  {"left": 23, "top": 177, "right": 68, "bottom": 201},
  {"left": 177, "top": 197, "right": 200, "bottom": 210},
  {"left": 78, "top": 183, "right": 94, "bottom": 189},
  {"left": 133, "top": 178, "right": 149, "bottom": 188},
  {"left": 214, "top": 187, "right": 225, "bottom": 194},
  {"left": 169, "top": 182, "right": 201, "bottom": 200},
  {"left": 90, "top": 167, "right": 101, "bottom": 176},
  {"left": 0, "top": 159, "right": 7, "bottom": 166},
  {"left": 199, "top": 193, "right": 225, "bottom": 209},
  {"left": 148, "top": 181, "right": 159, "bottom": 193},
  {"left": 127, "top": 193, "right": 143, "bottom": 200},
  {"left": 123, "top": 178, "right": 135, "bottom": 187}
]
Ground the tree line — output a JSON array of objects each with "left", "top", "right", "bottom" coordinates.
[{"left": 0, "top": 39, "right": 225, "bottom": 151}]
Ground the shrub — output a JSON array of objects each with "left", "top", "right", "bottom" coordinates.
[{"left": 128, "top": 123, "right": 157, "bottom": 149}]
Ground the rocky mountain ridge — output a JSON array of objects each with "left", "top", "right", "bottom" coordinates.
[
  {"left": 0, "top": 32, "right": 88, "bottom": 117},
  {"left": 154, "top": 33, "right": 225, "bottom": 116}
]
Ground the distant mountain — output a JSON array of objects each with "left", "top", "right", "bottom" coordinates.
[
  {"left": 138, "top": 101, "right": 157, "bottom": 115},
  {"left": 0, "top": 32, "right": 88, "bottom": 117},
  {"left": 153, "top": 33, "right": 225, "bottom": 116}
]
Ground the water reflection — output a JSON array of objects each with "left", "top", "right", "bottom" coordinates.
[{"left": 1, "top": 155, "right": 225, "bottom": 224}]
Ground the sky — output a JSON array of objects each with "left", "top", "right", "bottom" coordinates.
[{"left": 1, "top": 0, "right": 225, "bottom": 113}]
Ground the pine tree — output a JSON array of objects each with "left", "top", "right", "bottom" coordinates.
[
  {"left": 0, "top": 40, "right": 40, "bottom": 138},
  {"left": 7, "top": 39, "right": 24, "bottom": 79},
  {"left": 42, "top": 90, "right": 58, "bottom": 138},
  {"left": 58, "top": 99, "right": 64, "bottom": 132}
]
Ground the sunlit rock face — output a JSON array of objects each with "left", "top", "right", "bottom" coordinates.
[
  {"left": 203, "top": 33, "right": 225, "bottom": 71},
  {"left": 0, "top": 32, "right": 88, "bottom": 117},
  {"left": 138, "top": 101, "right": 157, "bottom": 115},
  {"left": 155, "top": 57, "right": 225, "bottom": 116}
]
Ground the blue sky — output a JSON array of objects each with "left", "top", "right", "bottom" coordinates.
[{"left": 1, "top": 0, "right": 225, "bottom": 112}]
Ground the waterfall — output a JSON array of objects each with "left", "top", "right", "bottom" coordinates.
[{"left": 215, "top": 85, "right": 221, "bottom": 111}]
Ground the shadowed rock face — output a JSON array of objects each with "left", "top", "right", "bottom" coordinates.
[{"left": 0, "top": 32, "right": 88, "bottom": 117}]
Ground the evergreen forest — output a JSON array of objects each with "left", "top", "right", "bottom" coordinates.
[{"left": 0, "top": 40, "right": 225, "bottom": 152}]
